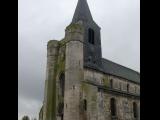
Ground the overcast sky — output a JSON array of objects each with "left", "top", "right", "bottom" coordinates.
[{"left": 18, "top": 0, "right": 140, "bottom": 119}]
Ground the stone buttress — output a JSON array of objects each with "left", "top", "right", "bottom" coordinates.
[
  {"left": 63, "top": 23, "right": 84, "bottom": 120},
  {"left": 42, "top": 23, "right": 84, "bottom": 120}
]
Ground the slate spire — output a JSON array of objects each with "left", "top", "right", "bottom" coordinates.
[{"left": 72, "top": 0, "right": 93, "bottom": 23}]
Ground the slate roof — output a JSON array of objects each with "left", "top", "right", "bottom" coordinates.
[
  {"left": 72, "top": 0, "right": 140, "bottom": 84},
  {"left": 72, "top": 0, "right": 93, "bottom": 23},
  {"left": 101, "top": 58, "right": 140, "bottom": 84}
]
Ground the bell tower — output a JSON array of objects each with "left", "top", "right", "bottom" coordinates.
[
  {"left": 41, "top": 1, "right": 103, "bottom": 120},
  {"left": 72, "top": 0, "right": 102, "bottom": 70}
]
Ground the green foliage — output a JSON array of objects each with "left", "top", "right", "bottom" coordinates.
[{"left": 21, "top": 115, "right": 30, "bottom": 120}]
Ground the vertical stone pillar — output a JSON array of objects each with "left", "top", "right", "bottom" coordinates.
[
  {"left": 138, "top": 102, "right": 140, "bottom": 120},
  {"left": 43, "top": 40, "right": 59, "bottom": 120},
  {"left": 63, "top": 23, "right": 84, "bottom": 120}
]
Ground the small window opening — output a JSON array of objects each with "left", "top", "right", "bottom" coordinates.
[
  {"left": 59, "top": 73, "right": 65, "bottom": 97},
  {"left": 133, "top": 102, "right": 138, "bottom": 118},
  {"left": 98, "top": 88, "right": 101, "bottom": 92},
  {"left": 127, "top": 84, "right": 129, "bottom": 92},
  {"left": 58, "top": 102, "right": 64, "bottom": 115},
  {"left": 110, "top": 79, "right": 113, "bottom": 88},
  {"left": 83, "top": 99, "right": 87, "bottom": 111},
  {"left": 88, "top": 28, "right": 95, "bottom": 44},
  {"left": 110, "top": 98, "right": 116, "bottom": 116}
]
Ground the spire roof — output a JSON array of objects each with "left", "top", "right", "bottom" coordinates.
[{"left": 72, "top": 0, "right": 93, "bottom": 23}]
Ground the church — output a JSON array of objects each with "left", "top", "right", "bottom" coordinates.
[{"left": 39, "top": 0, "right": 140, "bottom": 120}]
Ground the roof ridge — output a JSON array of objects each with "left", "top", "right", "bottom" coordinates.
[{"left": 102, "top": 58, "right": 140, "bottom": 74}]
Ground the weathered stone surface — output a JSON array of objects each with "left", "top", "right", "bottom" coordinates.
[
  {"left": 40, "top": 34, "right": 140, "bottom": 120},
  {"left": 39, "top": 1, "right": 140, "bottom": 120},
  {"left": 82, "top": 68, "right": 140, "bottom": 120}
]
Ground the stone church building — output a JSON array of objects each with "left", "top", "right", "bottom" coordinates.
[{"left": 39, "top": 0, "right": 140, "bottom": 120}]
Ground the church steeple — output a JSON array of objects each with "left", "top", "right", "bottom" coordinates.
[
  {"left": 71, "top": 0, "right": 102, "bottom": 70},
  {"left": 72, "top": 0, "right": 93, "bottom": 23}
]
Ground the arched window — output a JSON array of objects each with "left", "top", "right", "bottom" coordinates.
[
  {"left": 127, "top": 84, "right": 129, "bottom": 92},
  {"left": 83, "top": 99, "right": 87, "bottom": 111},
  {"left": 58, "top": 102, "right": 64, "bottom": 115},
  {"left": 133, "top": 102, "right": 137, "bottom": 118},
  {"left": 59, "top": 73, "right": 65, "bottom": 97},
  {"left": 88, "top": 28, "right": 95, "bottom": 44},
  {"left": 110, "top": 98, "right": 116, "bottom": 116},
  {"left": 59, "top": 73, "right": 65, "bottom": 120},
  {"left": 110, "top": 79, "right": 113, "bottom": 88}
]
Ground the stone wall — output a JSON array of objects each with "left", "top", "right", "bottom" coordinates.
[
  {"left": 43, "top": 40, "right": 59, "bottom": 120},
  {"left": 82, "top": 68, "right": 140, "bottom": 120},
  {"left": 63, "top": 23, "right": 84, "bottom": 120},
  {"left": 40, "top": 22, "right": 140, "bottom": 120},
  {"left": 103, "top": 93, "right": 140, "bottom": 120}
]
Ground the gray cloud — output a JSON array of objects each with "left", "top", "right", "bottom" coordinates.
[{"left": 18, "top": 0, "right": 140, "bottom": 119}]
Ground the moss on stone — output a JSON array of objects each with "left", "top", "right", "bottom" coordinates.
[
  {"left": 66, "top": 23, "right": 83, "bottom": 31},
  {"left": 81, "top": 82, "right": 98, "bottom": 112},
  {"left": 58, "top": 95, "right": 64, "bottom": 103},
  {"left": 81, "top": 83, "right": 90, "bottom": 94},
  {"left": 91, "top": 95, "right": 97, "bottom": 102},
  {"left": 56, "top": 48, "right": 66, "bottom": 74},
  {"left": 67, "top": 23, "right": 82, "bottom": 30},
  {"left": 46, "top": 58, "right": 58, "bottom": 120},
  {"left": 78, "top": 70, "right": 84, "bottom": 81},
  {"left": 59, "top": 39, "right": 67, "bottom": 46},
  {"left": 46, "top": 44, "right": 66, "bottom": 120},
  {"left": 103, "top": 75, "right": 109, "bottom": 87},
  {"left": 52, "top": 46, "right": 66, "bottom": 118}
]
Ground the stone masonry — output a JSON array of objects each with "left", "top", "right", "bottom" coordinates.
[{"left": 39, "top": 0, "right": 140, "bottom": 120}]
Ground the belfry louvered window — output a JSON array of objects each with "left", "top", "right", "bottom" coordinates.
[{"left": 88, "top": 28, "right": 95, "bottom": 44}]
